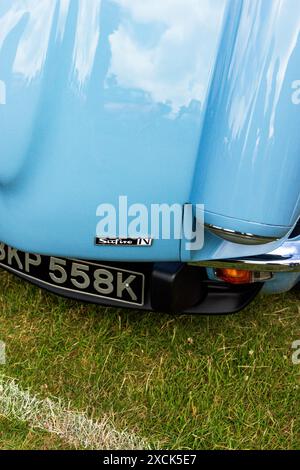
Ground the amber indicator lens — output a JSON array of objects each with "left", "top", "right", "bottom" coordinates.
[{"left": 215, "top": 268, "right": 253, "bottom": 285}]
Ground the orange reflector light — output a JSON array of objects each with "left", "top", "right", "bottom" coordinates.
[{"left": 215, "top": 268, "right": 253, "bottom": 285}]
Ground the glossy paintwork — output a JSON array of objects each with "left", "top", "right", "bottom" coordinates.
[
  {"left": 0, "top": 0, "right": 299, "bottom": 269},
  {"left": 261, "top": 271, "right": 300, "bottom": 294},
  {"left": 0, "top": 0, "right": 227, "bottom": 260},
  {"left": 192, "top": 0, "right": 300, "bottom": 240}
]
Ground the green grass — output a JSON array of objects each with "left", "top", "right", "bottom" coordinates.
[
  {"left": 0, "top": 269, "right": 299, "bottom": 450},
  {"left": 0, "top": 417, "right": 75, "bottom": 450}
]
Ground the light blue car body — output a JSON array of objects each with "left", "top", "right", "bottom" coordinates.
[{"left": 0, "top": 0, "right": 299, "bottom": 295}]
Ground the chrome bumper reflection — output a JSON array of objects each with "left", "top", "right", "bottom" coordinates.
[
  {"left": 191, "top": 240, "right": 300, "bottom": 273},
  {"left": 205, "top": 223, "right": 279, "bottom": 245}
]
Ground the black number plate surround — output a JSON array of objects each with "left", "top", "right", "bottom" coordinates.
[{"left": 0, "top": 243, "right": 145, "bottom": 306}]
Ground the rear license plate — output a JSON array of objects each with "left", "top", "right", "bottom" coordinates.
[{"left": 0, "top": 243, "right": 145, "bottom": 306}]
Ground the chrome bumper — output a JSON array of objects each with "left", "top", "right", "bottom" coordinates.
[{"left": 191, "top": 240, "right": 300, "bottom": 273}]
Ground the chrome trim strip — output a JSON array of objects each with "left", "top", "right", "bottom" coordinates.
[
  {"left": 205, "top": 223, "right": 279, "bottom": 245},
  {"left": 190, "top": 240, "right": 300, "bottom": 273}
]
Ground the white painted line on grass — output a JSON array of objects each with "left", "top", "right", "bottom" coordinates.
[{"left": 0, "top": 376, "right": 147, "bottom": 450}]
